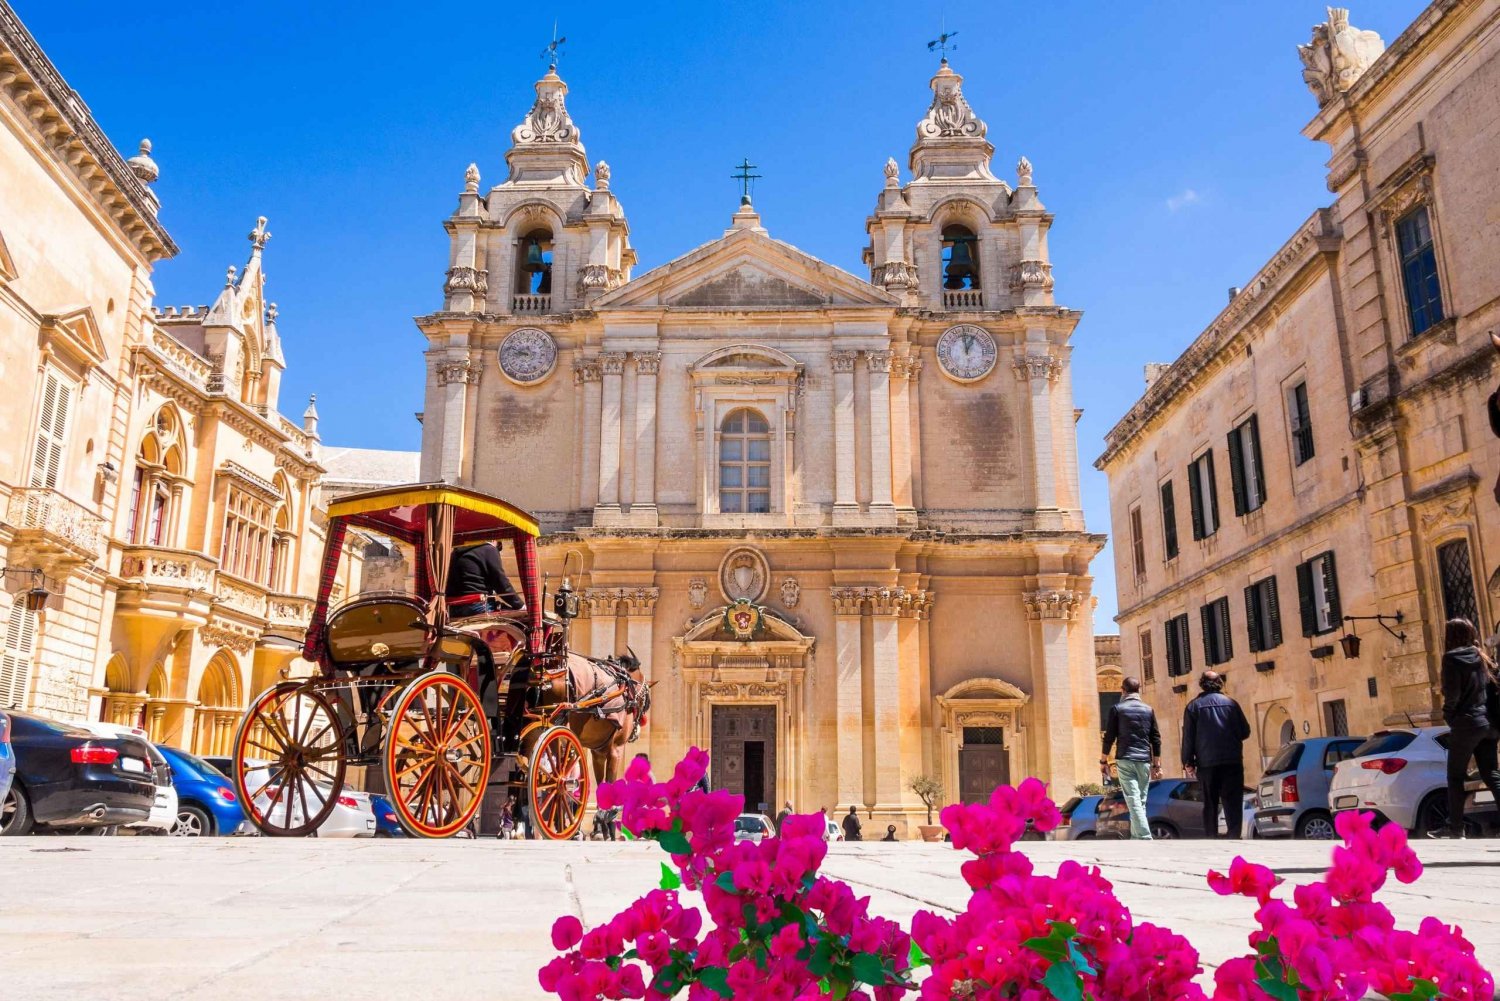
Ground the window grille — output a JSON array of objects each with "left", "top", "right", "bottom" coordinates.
[{"left": 1437, "top": 539, "right": 1479, "bottom": 628}]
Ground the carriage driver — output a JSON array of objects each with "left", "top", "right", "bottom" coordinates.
[{"left": 445, "top": 540, "right": 523, "bottom": 618}]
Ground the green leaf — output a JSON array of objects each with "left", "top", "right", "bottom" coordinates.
[
  {"left": 658, "top": 862, "right": 682, "bottom": 891},
  {"left": 851, "top": 952, "right": 887, "bottom": 986},
  {"left": 908, "top": 938, "right": 930, "bottom": 970},
  {"left": 1052, "top": 921, "right": 1079, "bottom": 940},
  {"left": 696, "top": 966, "right": 733, "bottom": 998},
  {"left": 1022, "top": 935, "right": 1068, "bottom": 964},
  {"left": 1042, "top": 961, "right": 1085, "bottom": 1001},
  {"left": 808, "top": 940, "right": 835, "bottom": 977},
  {"left": 1391, "top": 979, "right": 1442, "bottom": 1001},
  {"left": 656, "top": 829, "right": 691, "bottom": 855},
  {"left": 1065, "top": 938, "right": 1096, "bottom": 977},
  {"left": 714, "top": 871, "right": 739, "bottom": 894}
]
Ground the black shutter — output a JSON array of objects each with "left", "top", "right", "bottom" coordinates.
[
  {"left": 1204, "top": 452, "right": 1220, "bottom": 531},
  {"left": 1180, "top": 616, "right": 1193, "bottom": 673},
  {"left": 1161, "top": 482, "right": 1178, "bottom": 559},
  {"left": 1188, "top": 462, "right": 1205, "bottom": 540},
  {"left": 1228, "top": 426, "right": 1248, "bottom": 516},
  {"left": 1245, "top": 584, "right": 1262, "bottom": 653},
  {"left": 1248, "top": 416, "right": 1266, "bottom": 505},
  {"left": 1164, "top": 619, "right": 1178, "bottom": 676},
  {"left": 1322, "top": 552, "right": 1342, "bottom": 630},
  {"left": 1217, "top": 598, "right": 1233, "bottom": 662},
  {"left": 1297, "top": 560, "right": 1316, "bottom": 636},
  {"left": 1200, "top": 604, "right": 1214, "bottom": 665},
  {"left": 1266, "top": 576, "right": 1282, "bottom": 648}
]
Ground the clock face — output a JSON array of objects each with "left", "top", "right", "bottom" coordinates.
[
  {"left": 936, "top": 324, "right": 997, "bottom": 382},
  {"left": 498, "top": 328, "right": 558, "bottom": 385}
]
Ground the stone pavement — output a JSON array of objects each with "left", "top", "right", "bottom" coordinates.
[{"left": 0, "top": 837, "right": 1496, "bottom": 1000}]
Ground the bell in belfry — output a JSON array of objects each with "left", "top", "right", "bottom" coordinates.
[
  {"left": 944, "top": 237, "right": 975, "bottom": 289},
  {"left": 524, "top": 238, "right": 546, "bottom": 273}
]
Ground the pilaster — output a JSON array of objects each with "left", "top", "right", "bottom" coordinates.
[
  {"left": 1024, "top": 586, "right": 1084, "bottom": 789},
  {"left": 595, "top": 352, "right": 626, "bottom": 520},
  {"left": 1013, "top": 350, "right": 1063, "bottom": 529},
  {"left": 866, "top": 351, "right": 897, "bottom": 523},
  {"left": 831, "top": 351, "right": 858, "bottom": 524},
  {"left": 630, "top": 352, "right": 660, "bottom": 526},
  {"left": 830, "top": 586, "right": 866, "bottom": 810}
]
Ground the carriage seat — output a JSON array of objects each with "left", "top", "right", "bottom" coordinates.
[{"left": 326, "top": 593, "right": 432, "bottom": 666}]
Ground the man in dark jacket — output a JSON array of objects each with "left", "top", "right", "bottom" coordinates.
[
  {"left": 842, "top": 806, "right": 863, "bottom": 842},
  {"left": 1102, "top": 677, "right": 1162, "bottom": 839},
  {"left": 445, "top": 541, "right": 522, "bottom": 618},
  {"left": 1181, "top": 671, "right": 1251, "bottom": 838}
]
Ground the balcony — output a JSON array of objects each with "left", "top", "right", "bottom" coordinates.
[
  {"left": 512, "top": 294, "right": 551, "bottom": 313},
  {"left": 214, "top": 573, "right": 269, "bottom": 620},
  {"left": 266, "top": 593, "right": 314, "bottom": 631},
  {"left": 941, "top": 289, "right": 984, "bottom": 310},
  {"left": 114, "top": 544, "right": 217, "bottom": 625},
  {"left": 118, "top": 545, "right": 216, "bottom": 589},
  {"left": 5, "top": 487, "right": 105, "bottom": 566}
]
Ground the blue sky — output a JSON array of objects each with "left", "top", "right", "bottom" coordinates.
[{"left": 16, "top": 1, "right": 1423, "bottom": 629}]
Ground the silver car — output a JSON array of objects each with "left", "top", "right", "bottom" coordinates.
[{"left": 1254, "top": 736, "right": 1365, "bottom": 839}]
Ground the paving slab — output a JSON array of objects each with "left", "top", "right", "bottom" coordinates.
[{"left": 0, "top": 836, "right": 1496, "bottom": 999}]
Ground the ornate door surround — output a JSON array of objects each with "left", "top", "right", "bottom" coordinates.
[{"left": 935, "top": 677, "right": 1030, "bottom": 807}]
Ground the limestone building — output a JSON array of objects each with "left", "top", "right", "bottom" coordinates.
[
  {"left": 0, "top": 4, "right": 344, "bottom": 756},
  {"left": 1097, "top": 0, "right": 1500, "bottom": 772},
  {"left": 418, "top": 58, "right": 1104, "bottom": 827}
]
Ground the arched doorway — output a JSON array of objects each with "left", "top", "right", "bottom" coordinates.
[
  {"left": 192, "top": 653, "right": 242, "bottom": 757},
  {"left": 100, "top": 655, "right": 143, "bottom": 727},
  {"left": 936, "top": 678, "right": 1031, "bottom": 805}
]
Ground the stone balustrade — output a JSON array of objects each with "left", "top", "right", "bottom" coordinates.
[
  {"left": 214, "top": 574, "right": 269, "bottom": 618},
  {"left": 117, "top": 545, "right": 217, "bottom": 589},
  {"left": 512, "top": 293, "right": 551, "bottom": 313},
  {"left": 266, "top": 593, "right": 314, "bottom": 629},
  {"left": 5, "top": 487, "right": 105, "bottom": 561},
  {"left": 941, "top": 288, "right": 985, "bottom": 310}
]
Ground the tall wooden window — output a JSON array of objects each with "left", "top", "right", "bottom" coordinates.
[
  {"left": 1296, "top": 551, "right": 1342, "bottom": 636},
  {"left": 719, "top": 409, "right": 771, "bottom": 513},
  {"left": 1138, "top": 628, "right": 1155, "bottom": 684},
  {"left": 1160, "top": 481, "right": 1179, "bottom": 561},
  {"left": 30, "top": 369, "right": 74, "bottom": 490},
  {"left": 1129, "top": 505, "right": 1146, "bottom": 579},
  {"left": 1287, "top": 382, "right": 1315, "bottom": 466},
  {"left": 1165, "top": 614, "right": 1193, "bottom": 677},
  {"left": 1228, "top": 415, "right": 1266, "bottom": 515},
  {"left": 221, "top": 487, "right": 272, "bottom": 582},
  {"left": 1437, "top": 539, "right": 1479, "bottom": 628},
  {"left": 1187, "top": 451, "right": 1219, "bottom": 540},
  {"left": 1244, "top": 575, "right": 1283, "bottom": 653},
  {"left": 1395, "top": 206, "right": 1444, "bottom": 337},
  {"left": 1200, "top": 596, "right": 1233, "bottom": 666}
]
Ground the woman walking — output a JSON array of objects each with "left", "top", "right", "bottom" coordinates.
[{"left": 1432, "top": 618, "right": 1500, "bottom": 838}]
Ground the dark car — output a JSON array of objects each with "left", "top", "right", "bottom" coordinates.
[
  {"left": 1095, "top": 777, "right": 1255, "bottom": 839},
  {"left": 1254, "top": 737, "right": 1365, "bottom": 839},
  {"left": 1051, "top": 795, "right": 1104, "bottom": 840},
  {"left": 0, "top": 711, "right": 155, "bottom": 835},
  {"left": 163, "top": 747, "right": 247, "bottom": 836}
]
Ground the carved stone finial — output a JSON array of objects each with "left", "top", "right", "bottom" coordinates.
[
  {"left": 1017, "top": 155, "right": 1033, "bottom": 186},
  {"left": 224, "top": 265, "right": 237, "bottom": 288},
  {"left": 594, "top": 159, "right": 611, "bottom": 189},
  {"left": 127, "top": 138, "right": 159, "bottom": 184},
  {"left": 302, "top": 394, "right": 319, "bottom": 436},
  {"left": 883, "top": 157, "right": 899, "bottom": 187},
  {"left": 512, "top": 66, "right": 580, "bottom": 146},
  {"left": 916, "top": 62, "right": 986, "bottom": 142},
  {"left": 248, "top": 216, "right": 271, "bottom": 251},
  {"left": 1299, "top": 7, "right": 1385, "bottom": 106},
  {"left": 266, "top": 302, "right": 279, "bottom": 323},
  {"left": 464, "top": 162, "right": 480, "bottom": 192}
]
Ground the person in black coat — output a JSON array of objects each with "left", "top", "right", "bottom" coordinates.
[
  {"left": 1181, "top": 671, "right": 1251, "bottom": 838},
  {"left": 445, "top": 541, "right": 522, "bottom": 618},
  {"left": 1433, "top": 618, "right": 1500, "bottom": 838},
  {"left": 842, "top": 806, "right": 863, "bottom": 842}
]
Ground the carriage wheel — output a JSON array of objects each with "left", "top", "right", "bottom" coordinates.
[
  {"left": 382, "top": 672, "right": 492, "bottom": 838},
  {"left": 526, "top": 725, "right": 590, "bottom": 841},
  {"left": 233, "top": 682, "right": 347, "bottom": 837}
]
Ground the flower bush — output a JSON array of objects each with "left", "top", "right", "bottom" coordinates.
[{"left": 540, "top": 748, "right": 1492, "bottom": 1000}]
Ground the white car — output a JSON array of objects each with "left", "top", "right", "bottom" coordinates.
[
  {"left": 734, "top": 813, "right": 776, "bottom": 843},
  {"left": 1329, "top": 727, "right": 1461, "bottom": 834},
  {"left": 74, "top": 722, "right": 177, "bottom": 834},
  {"left": 235, "top": 757, "right": 376, "bottom": 838},
  {"left": 824, "top": 818, "right": 844, "bottom": 842}
]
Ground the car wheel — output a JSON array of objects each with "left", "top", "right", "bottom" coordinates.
[
  {"left": 1076, "top": 831, "right": 1096, "bottom": 840},
  {"left": 1149, "top": 822, "right": 1178, "bottom": 840},
  {"left": 0, "top": 785, "right": 34, "bottom": 836},
  {"left": 172, "top": 805, "right": 212, "bottom": 837},
  {"left": 1414, "top": 792, "right": 1449, "bottom": 837},
  {"left": 1295, "top": 810, "right": 1337, "bottom": 840}
]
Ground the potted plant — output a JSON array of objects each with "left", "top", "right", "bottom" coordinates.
[{"left": 909, "top": 774, "right": 944, "bottom": 842}]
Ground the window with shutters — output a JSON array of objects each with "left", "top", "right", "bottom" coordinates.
[
  {"left": 1200, "top": 596, "right": 1233, "bottom": 666},
  {"left": 1287, "top": 382, "right": 1315, "bottom": 466},
  {"left": 1436, "top": 539, "right": 1479, "bottom": 628},
  {"left": 1139, "top": 628, "right": 1155, "bottom": 684},
  {"left": 1160, "top": 481, "right": 1179, "bottom": 561},
  {"left": 0, "top": 600, "right": 37, "bottom": 710},
  {"left": 1227, "top": 415, "right": 1266, "bottom": 515},
  {"left": 1395, "top": 206, "right": 1444, "bottom": 338},
  {"left": 1244, "top": 575, "right": 1283, "bottom": 653},
  {"left": 1296, "top": 551, "right": 1342, "bottom": 636},
  {"left": 1129, "top": 505, "right": 1146, "bottom": 580},
  {"left": 1165, "top": 614, "right": 1193, "bottom": 677},
  {"left": 220, "top": 487, "right": 273, "bottom": 583},
  {"left": 1187, "top": 451, "right": 1219, "bottom": 540},
  {"left": 30, "top": 369, "right": 75, "bottom": 490}
]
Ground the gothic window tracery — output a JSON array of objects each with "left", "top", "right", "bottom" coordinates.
[{"left": 128, "top": 405, "right": 186, "bottom": 547}]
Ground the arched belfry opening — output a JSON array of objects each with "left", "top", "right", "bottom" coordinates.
[
  {"left": 515, "top": 228, "right": 554, "bottom": 296},
  {"left": 940, "top": 224, "right": 980, "bottom": 291}
]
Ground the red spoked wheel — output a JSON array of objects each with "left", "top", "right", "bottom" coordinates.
[
  {"left": 381, "top": 672, "right": 492, "bottom": 838},
  {"left": 525, "top": 724, "right": 590, "bottom": 840},
  {"left": 233, "top": 681, "right": 347, "bottom": 837}
]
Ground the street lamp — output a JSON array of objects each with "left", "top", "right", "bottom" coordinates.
[
  {"left": 1, "top": 566, "right": 53, "bottom": 611},
  {"left": 1339, "top": 611, "right": 1406, "bottom": 660}
]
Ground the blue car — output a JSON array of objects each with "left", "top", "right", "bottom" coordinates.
[
  {"left": 0, "top": 711, "right": 14, "bottom": 814},
  {"left": 370, "top": 793, "right": 404, "bottom": 837},
  {"left": 157, "top": 745, "right": 246, "bottom": 836}
]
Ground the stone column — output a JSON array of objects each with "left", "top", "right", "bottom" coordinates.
[
  {"left": 586, "top": 588, "right": 619, "bottom": 660},
  {"left": 831, "top": 351, "right": 858, "bottom": 524},
  {"left": 869, "top": 588, "right": 903, "bottom": 811},
  {"left": 436, "top": 355, "right": 477, "bottom": 484},
  {"left": 831, "top": 587, "right": 866, "bottom": 810},
  {"left": 575, "top": 357, "right": 602, "bottom": 511},
  {"left": 866, "top": 351, "right": 896, "bottom": 521},
  {"left": 1024, "top": 587, "right": 1083, "bottom": 788},
  {"left": 595, "top": 352, "right": 626, "bottom": 520},
  {"left": 1014, "top": 352, "right": 1061, "bottom": 527},
  {"left": 632, "top": 353, "right": 660, "bottom": 525}
]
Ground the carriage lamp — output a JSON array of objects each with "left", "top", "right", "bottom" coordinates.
[
  {"left": 1, "top": 566, "right": 53, "bottom": 611},
  {"left": 553, "top": 577, "right": 581, "bottom": 620},
  {"left": 1339, "top": 611, "right": 1406, "bottom": 660}
]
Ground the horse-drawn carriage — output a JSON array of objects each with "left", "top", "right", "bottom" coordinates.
[{"left": 228, "top": 483, "right": 648, "bottom": 839}]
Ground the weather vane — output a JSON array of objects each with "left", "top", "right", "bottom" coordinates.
[
  {"left": 927, "top": 29, "right": 958, "bottom": 63},
  {"left": 542, "top": 22, "right": 566, "bottom": 68},
  {"left": 731, "top": 157, "right": 761, "bottom": 206}
]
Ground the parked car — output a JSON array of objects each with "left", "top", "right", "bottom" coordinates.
[
  {"left": 1094, "top": 778, "right": 1255, "bottom": 839},
  {"left": 735, "top": 813, "right": 776, "bottom": 843},
  {"left": 370, "top": 793, "right": 403, "bottom": 837},
  {"left": 823, "top": 817, "right": 844, "bottom": 842},
  {"left": 1329, "top": 726, "right": 1500, "bottom": 835},
  {"left": 0, "top": 712, "right": 13, "bottom": 813},
  {"left": 224, "top": 756, "right": 376, "bottom": 838},
  {"left": 0, "top": 711, "right": 155, "bottom": 835},
  {"left": 1049, "top": 795, "right": 1104, "bottom": 840},
  {"left": 1254, "top": 736, "right": 1366, "bottom": 839},
  {"left": 74, "top": 723, "right": 177, "bottom": 835},
  {"left": 158, "top": 746, "right": 247, "bottom": 836}
]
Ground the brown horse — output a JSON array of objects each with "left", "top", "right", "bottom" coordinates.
[{"left": 537, "top": 649, "right": 650, "bottom": 788}]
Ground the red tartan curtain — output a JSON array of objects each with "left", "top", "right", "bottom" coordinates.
[
  {"left": 513, "top": 534, "right": 544, "bottom": 653},
  {"left": 303, "top": 519, "right": 348, "bottom": 673}
]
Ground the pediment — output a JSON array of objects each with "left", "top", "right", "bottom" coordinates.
[
  {"left": 594, "top": 227, "right": 898, "bottom": 311},
  {"left": 39, "top": 306, "right": 107, "bottom": 369}
]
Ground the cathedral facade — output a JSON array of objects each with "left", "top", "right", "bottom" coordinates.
[{"left": 417, "top": 60, "right": 1103, "bottom": 828}]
